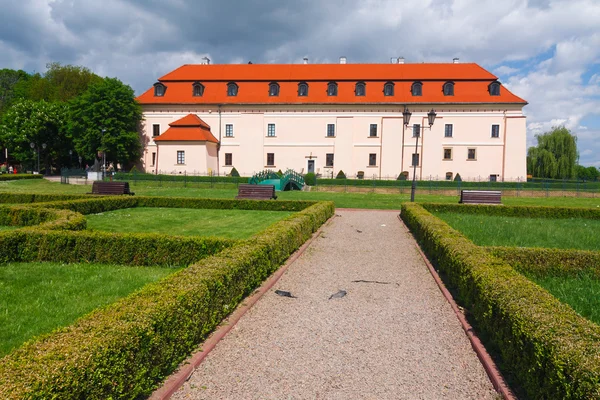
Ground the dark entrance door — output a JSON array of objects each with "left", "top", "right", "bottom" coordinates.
[{"left": 307, "top": 160, "right": 315, "bottom": 173}]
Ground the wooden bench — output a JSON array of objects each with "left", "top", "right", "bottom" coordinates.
[
  {"left": 459, "top": 190, "right": 501, "bottom": 204},
  {"left": 90, "top": 181, "right": 135, "bottom": 195},
  {"left": 235, "top": 184, "right": 277, "bottom": 200}
]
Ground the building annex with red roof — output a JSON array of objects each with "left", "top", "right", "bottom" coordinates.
[{"left": 137, "top": 57, "right": 527, "bottom": 181}]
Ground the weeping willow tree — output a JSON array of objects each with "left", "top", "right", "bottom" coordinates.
[{"left": 527, "top": 126, "right": 578, "bottom": 179}]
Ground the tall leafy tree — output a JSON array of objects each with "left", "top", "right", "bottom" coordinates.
[
  {"left": 527, "top": 126, "right": 578, "bottom": 179},
  {"left": 0, "top": 69, "right": 30, "bottom": 115},
  {"left": 69, "top": 78, "right": 142, "bottom": 169}
]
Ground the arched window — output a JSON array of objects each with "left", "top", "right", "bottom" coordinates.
[
  {"left": 227, "top": 82, "right": 239, "bottom": 96},
  {"left": 489, "top": 81, "right": 501, "bottom": 96},
  {"left": 153, "top": 82, "right": 166, "bottom": 97},
  {"left": 355, "top": 81, "right": 366, "bottom": 96},
  {"left": 192, "top": 82, "right": 204, "bottom": 97},
  {"left": 269, "top": 82, "right": 280, "bottom": 96},
  {"left": 443, "top": 81, "right": 454, "bottom": 96},
  {"left": 327, "top": 82, "right": 338, "bottom": 96},
  {"left": 383, "top": 81, "right": 394, "bottom": 96},
  {"left": 298, "top": 82, "right": 309, "bottom": 96},
  {"left": 411, "top": 82, "right": 422, "bottom": 96}
]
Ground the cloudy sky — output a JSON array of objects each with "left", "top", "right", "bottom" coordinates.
[{"left": 2, "top": 0, "right": 599, "bottom": 166}]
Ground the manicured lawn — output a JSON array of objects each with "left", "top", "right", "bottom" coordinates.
[
  {"left": 0, "top": 262, "right": 178, "bottom": 356},
  {"left": 434, "top": 212, "right": 600, "bottom": 251},
  {"left": 86, "top": 207, "right": 294, "bottom": 239},
  {"left": 525, "top": 272, "right": 600, "bottom": 325}
]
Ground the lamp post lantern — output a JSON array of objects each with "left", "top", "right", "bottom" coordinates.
[{"left": 403, "top": 108, "right": 436, "bottom": 202}]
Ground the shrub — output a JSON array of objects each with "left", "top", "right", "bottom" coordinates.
[
  {"left": 0, "top": 174, "right": 44, "bottom": 181},
  {"left": 230, "top": 167, "right": 240, "bottom": 177},
  {"left": 304, "top": 172, "right": 316, "bottom": 186},
  {"left": 276, "top": 169, "right": 283, "bottom": 177},
  {"left": 453, "top": 173, "right": 462, "bottom": 182},
  {"left": 397, "top": 172, "right": 407, "bottom": 180},
  {"left": 335, "top": 170, "right": 346, "bottom": 179},
  {"left": 423, "top": 202, "right": 600, "bottom": 220},
  {"left": 0, "top": 193, "right": 88, "bottom": 204}
]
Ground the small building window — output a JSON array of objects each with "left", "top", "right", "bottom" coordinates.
[
  {"left": 443, "top": 148, "right": 452, "bottom": 160},
  {"left": 355, "top": 82, "right": 366, "bottom": 96},
  {"left": 489, "top": 81, "right": 501, "bottom": 96},
  {"left": 225, "top": 153, "right": 232, "bottom": 166},
  {"left": 326, "top": 153, "right": 334, "bottom": 167},
  {"left": 370, "top": 124, "right": 378, "bottom": 137},
  {"left": 443, "top": 81, "right": 454, "bottom": 96},
  {"left": 152, "top": 124, "right": 160, "bottom": 137},
  {"left": 153, "top": 83, "right": 166, "bottom": 97},
  {"left": 412, "top": 153, "right": 420, "bottom": 167},
  {"left": 327, "top": 82, "right": 338, "bottom": 96},
  {"left": 446, "top": 172, "right": 453, "bottom": 181},
  {"left": 468, "top": 148, "right": 476, "bottom": 160},
  {"left": 413, "top": 124, "right": 421, "bottom": 137},
  {"left": 298, "top": 82, "right": 308, "bottom": 96},
  {"left": 225, "top": 124, "right": 234, "bottom": 137},
  {"left": 411, "top": 82, "right": 422, "bottom": 96},
  {"left": 327, "top": 124, "right": 335, "bottom": 137},
  {"left": 267, "top": 153, "right": 275, "bottom": 166},
  {"left": 192, "top": 82, "right": 204, "bottom": 97},
  {"left": 227, "top": 82, "right": 238, "bottom": 96},
  {"left": 383, "top": 82, "right": 394, "bottom": 96},
  {"left": 491, "top": 124, "right": 500, "bottom": 138},
  {"left": 151, "top": 152, "right": 156, "bottom": 167},
  {"left": 444, "top": 124, "right": 453, "bottom": 138},
  {"left": 267, "top": 123, "right": 276, "bottom": 137},
  {"left": 269, "top": 82, "right": 280, "bottom": 96},
  {"left": 490, "top": 174, "right": 498, "bottom": 182},
  {"left": 177, "top": 151, "right": 185, "bottom": 165},
  {"left": 369, "top": 153, "right": 377, "bottom": 166}
]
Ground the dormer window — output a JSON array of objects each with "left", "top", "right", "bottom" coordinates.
[
  {"left": 327, "top": 82, "right": 338, "bottom": 96},
  {"left": 298, "top": 82, "right": 309, "bottom": 96},
  {"left": 269, "top": 82, "right": 280, "bottom": 96},
  {"left": 227, "top": 82, "right": 238, "bottom": 96},
  {"left": 192, "top": 82, "right": 204, "bottom": 97},
  {"left": 153, "top": 82, "right": 166, "bottom": 97},
  {"left": 383, "top": 82, "right": 394, "bottom": 96},
  {"left": 443, "top": 81, "right": 454, "bottom": 96},
  {"left": 411, "top": 82, "right": 422, "bottom": 96},
  {"left": 489, "top": 81, "right": 501, "bottom": 96},
  {"left": 355, "top": 82, "right": 366, "bottom": 96}
]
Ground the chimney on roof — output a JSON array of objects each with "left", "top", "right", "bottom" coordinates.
[
  {"left": 398, "top": 57, "right": 405, "bottom": 64},
  {"left": 201, "top": 57, "right": 211, "bottom": 65},
  {"left": 303, "top": 57, "right": 309, "bottom": 64},
  {"left": 453, "top": 57, "right": 459, "bottom": 64},
  {"left": 390, "top": 57, "right": 397, "bottom": 64},
  {"left": 340, "top": 56, "right": 347, "bottom": 64}
]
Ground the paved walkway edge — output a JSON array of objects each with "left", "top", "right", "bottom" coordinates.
[
  {"left": 149, "top": 215, "right": 336, "bottom": 400},
  {"left": 398, "top": 215, "right": 516, "bottom": 400}
]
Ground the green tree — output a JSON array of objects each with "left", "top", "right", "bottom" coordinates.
[
  {"left": 0, "top": 100, "right": 69, "bottom": 172},
  {"left": 44, "top": 62, "right": 103, "bottom": 102},
  {"left": 0, "top": 69, "right": 31, "bottom": 115},
  {"left": 69, "top": 78, "right": 142, "bottom": 169},
  {"left": 576, "top": 165, "right": 600, "bottom": 181},
  {"left": 527, "top": 126, "right": 578, "bottom": 179}
]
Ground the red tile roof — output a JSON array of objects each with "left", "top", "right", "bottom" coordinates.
[
  {"left": 154, "top": 114, "right": 218, "bottom": 143},
  {"left": 137, "top": 63, "right": 526, "bottom": 105}
]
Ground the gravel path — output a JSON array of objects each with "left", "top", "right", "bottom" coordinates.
[{"left": 172, "top": 210, "right": 498, "bottom": 400}]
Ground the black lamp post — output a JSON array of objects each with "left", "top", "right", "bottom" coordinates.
[{"left": 404, "top": 108, "right": 436, "bottom": 202}]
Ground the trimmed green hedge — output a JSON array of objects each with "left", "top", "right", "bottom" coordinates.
[
  {"left": 114, "top": 171, "right": 250, "bottom": 184},
  {"left": 0, "top": 174, "right": 44, "bottom": 181},
  {"left": 488, "top": 246, "right": 600, "bottom": 278},
  {"left": 423, "top": 202, "right": 600, "bottom": 219},
  {"left": 0, "top": 201, "right": 334, "bottom": 399},
  {"left": 0, "top": 193, "right": 89, "bottom": 204},
  {"left": 401, "top": 203, "right": 600, "bottom": 399},
  {"left": 0, "top": 205, "right": 86, "bottom": 231}
]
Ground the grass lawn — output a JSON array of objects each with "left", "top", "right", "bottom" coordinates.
[
  {"left": 525, "top": 272, "right": 600, "bottom": 325},
  {"left": 0, "top": 262, "right": 178, "bottom": 356},
  {"left": 434, "top": 212, "right": 600, "bottom": 251},
  {"left": 86, "top": 207, "right": 294, "bottom": 239}
]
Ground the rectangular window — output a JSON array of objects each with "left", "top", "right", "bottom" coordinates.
[
  {"left": 369, "top": 124, "right": 378, "bottom": 137},
  {"left": 490, "top": 174, "right": 498, "bottom": 182},
  {"left": 468, "top": 148, "right": 476, "bottom": 160},
  {"left": 152, "top": 124, "right": 160, "bottom": 137},
  {"left": 267, "top": 123, "right": 276, "bottom": 137},
  {"left": 267, "top": 153, "right": 275, "bottom": 166},
  {"left": 444, "top": 124, "right": 453, "bottom": 138},
  {"left": 446, "top": 172, "right": 453, "bottom": 181},
  {"left": 151, "top": 152, "right": 156, "bottom": 166},
  {"left": 225, "top": 124, "right": 234, "bottom": 137},
  {"left": 327, "top": 124, "right": 335, "bottom": 137},
  {"left": 177, "top": 151, "right": 185, "bottom": 165},
  {"left": 413, "top": 124, "right": 421, "bottom": 137},
  {"left": 443, "top": 148, "right": 452, "bottom": 160},
  {"left": 326, "top": 153, "right": 334, "bottom": 167},
  {"left": 369, "top": 153, "right": 377, "bottom": 166},
  {"left": 491, "top": 124, "right": 500, "bottom": 138},
  {"left": 225, "top": 153, "right": 232, "bottom": 166},
  {"left": 412, "top": 153, "right": 420, "bottom": 166}
]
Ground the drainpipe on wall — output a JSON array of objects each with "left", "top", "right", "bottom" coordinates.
[
  {"left": 502, "top": 111, "right": 507, "bottom": 182},
  {"left": 217, "top": 105, "right": 222, "bottom": 176},
  {"left": 154, "top": 144, "right": 159, "bottom": 175}
]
